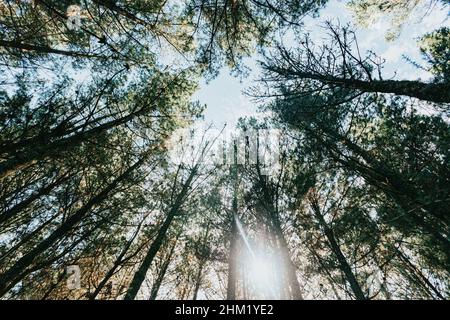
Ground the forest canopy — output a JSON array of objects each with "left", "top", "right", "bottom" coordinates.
[{"left": 0, "top": 0, "right": 449, "bottom": 300}]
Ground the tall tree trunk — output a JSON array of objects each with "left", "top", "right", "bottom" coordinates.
[
  {"left": 0, "top": 171, "right": 71, "bottom": 226},
  {"left": 149, "top": 232, "right": 180, "bottom": 300},
  {"left": 278, "top": 69, "right": 450, "bottom": 104},
  {"left": 124, "top": 167, "right": 197, "bottom": 300},
  {"left": 192, "top": 224, "right": 211, "bottom": 300},
  {"left": 192, "top": 261, "right": 205, "bottom": 301},
  {"left": 308, "top": 247, "right": 342, "bottom": 299},
  {"left": 89, "top": 221, "right": 144, "bottom": 300},
  {"left": 318, "top": 123, "right": 450, "bottom": 231},
  {"left": 273, "top": 226, "right": 303, "bottom": 300},
  {"left": 323, "top": 227, "right": 367, "bottom": 300},
  {"left": 0, "top": 40, "right": 110, "bottom": 59},
  {"left": 255, "top": 164, "right": 303, "bottom": 300},
  {"left": 227, "top": 151, "right": 239, "bottom": 300},
  {"left": 309, "top": 198, "right": 367, "bottom": 300},
  {"left": 396, "top": 248, "right": 445, "bottom": 299},
  {"left": 226, "top": 216, "right": 238, "bottom": 300}
]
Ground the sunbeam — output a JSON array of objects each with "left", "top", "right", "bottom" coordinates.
[{"left": 234, "top": 216, "right": 284, "bottom": 299}]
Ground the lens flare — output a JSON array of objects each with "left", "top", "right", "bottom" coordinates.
[{"left": 234, "top": 216, "right": 285, "bottom": 299}]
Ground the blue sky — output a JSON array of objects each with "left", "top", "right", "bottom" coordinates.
[{"left": 193, "top": 0, "right": 449, "bottom": 128}]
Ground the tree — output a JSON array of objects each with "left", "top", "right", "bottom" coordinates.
[
  {"left": 418, "top": 27, "right": 450, "bottom": 83},
  {"left": 347, "top": 0, "right": 448, "bottom": 41},
  {"left": 124, "top": 128, "right": 219, "bottom": 299},
  {"left": 257, "top": 66, "right": 449, "bottom": 298},
  {"left": 0, "top": 150, "right": 152, "bottom": 296},
  {"left": 260, "top": 22, "right": 450, "bottom": 104}
]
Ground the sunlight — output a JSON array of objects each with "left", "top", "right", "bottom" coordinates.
[
  {"left": 249, "top": 256, "right": 272, "bottom": 283},
  {"left": 244, "top": 250, "right": 286, "bottom": 299},
  {"left": 235, "top": 216, "right": 284, "bottom": 299}
]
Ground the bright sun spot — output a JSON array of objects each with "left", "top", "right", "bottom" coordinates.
[
  {"left": 249, "top": 256, "right": 273, "bottom": 284},
  {"left": 235, "top": 216, "right": 285, "bottom": 299},
  {"left": 245, "top": 253, "right": 282, "bottom": 299}
]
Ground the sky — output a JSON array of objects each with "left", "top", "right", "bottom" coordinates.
[{"left": 193, "top": 0, "right": 450, "bottom": 129}]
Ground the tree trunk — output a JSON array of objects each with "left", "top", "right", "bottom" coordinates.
[
  {"left": 323, "top": 227, "right": 367, "bottom": 300},
  {"left": 226, "top": 216, "right": 238, "bottom": 300},
  {"left": 274, "top": 227, "right": 303, "bottom": 299},
  {"left": 124, "top": 167, "right": 197, "bottom": 300},
  {"left": 354, "top": 79, "right": 450, "bottom": 104},
  {"left": 89, "top": 221, "right": 144, "bottom": 300},
  {"left": 192, "top": 224, "right": 211, "bottom": 300},
  {"left": 305, "top": 123, "right": 450, "bottom": 258},
  {"left": 149, "top": 232, "right": 180, "bottom": 300},
  {"left": 0, "top": 172, "right": 70, "bottom": 226},
  {"left": 0, "top": 39, "right": 108, "bottom": 59},
  {"left": 309, "top": 199, "right": 367, "bottom": 300},
  {"left": 255, "top": 164, "right": 303, "bottom": 300},
  {"left": 192, "top": 261, "right": 206, "bottom": 300},
  {"left": 396, "top": 248, "right": 445, "bottom": 299},
  {"left": 283, "top": 69, "right": 450, "bottom": 104}
]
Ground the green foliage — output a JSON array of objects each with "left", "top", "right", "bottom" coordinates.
[
  {"left": 0, "top": 0, "right": 448, "bottom": 301},
  {"left": 419, "top": 27, "right": 450, "bottom": 83}
]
